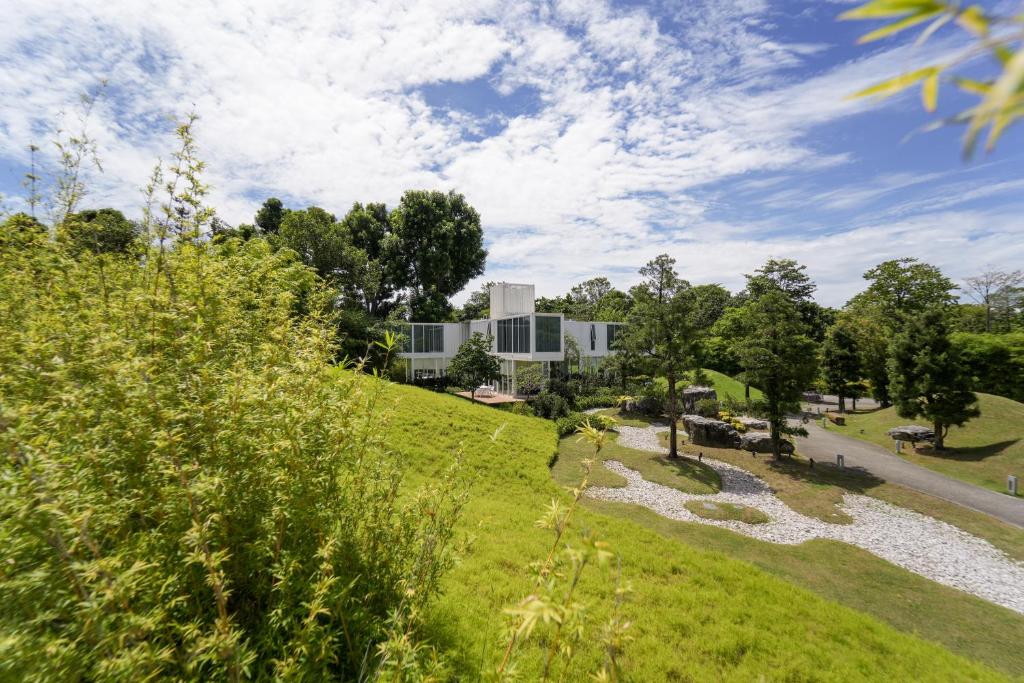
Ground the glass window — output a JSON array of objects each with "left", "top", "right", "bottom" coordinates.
[
  {"left": 535, "top": 315, "right": 561, "bottom": 352},
  {"left": 497, "top": 316, "right": 530, "bottom": 353},
  {"left": 411, "top": 324, "right": 443, "bottom": 353},
  {"left": 607, "top": 324, "right": 624, "bottom": 350},
  {"left": 590, "top": 324, "right": 596, "bottom": 351}
]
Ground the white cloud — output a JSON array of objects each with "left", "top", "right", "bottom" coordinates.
[{"left": 1, "top": 0, "right": 1020, "bottom": 309}]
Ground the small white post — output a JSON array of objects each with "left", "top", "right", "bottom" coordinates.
[
  {"left": 895, "top": 439, "right": 902, "bottom": 454},
  {"left": 836, "top": 454, "right": 845, "bottom": 468},
  {"left": 1009, "top": 475, "right": 1018, "bottom": 496}
]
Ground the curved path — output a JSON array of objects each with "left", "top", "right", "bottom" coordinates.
[
  {"left": 794, "top": 418, "right": 1024, "bottom": 528},
  {"left": 588, "top": 424, "right": 1024, "bottom": 614}
]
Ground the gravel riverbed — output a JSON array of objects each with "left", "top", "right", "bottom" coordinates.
[{"left": 588, "top": 424, "right": 1024, "bottom": 614}]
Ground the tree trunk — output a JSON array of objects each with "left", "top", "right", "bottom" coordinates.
[
  {"left": 667, "top": 369, "right": 678, "bottom": 459},
  {"left": 934, "top": 419, "right": 944, "bottom": 450},
  {"left": 745, "top": 382, "right": 750, "bottom": 400},
  {"left": 852, "top": 396, "right": 857, "bottom": 412},
  {"left": 770, "top": 417, "right": 782, "bottom": 461},
  {"left": 471, "top": 388, "right": 476, "bottom": 401},
  {"left": 838, "top": 393, "right": 846, "bottom": 414}
]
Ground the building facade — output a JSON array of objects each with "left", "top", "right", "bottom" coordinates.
[{"left": 395, "top": 283, "right": 625, "bottom": 394}]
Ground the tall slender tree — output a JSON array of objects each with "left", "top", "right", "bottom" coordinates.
[
  {"left": 737, "top": 290, "right": 818, "bottom": 459},
  {"left": 822, "top": 321, "right": 861, "bottom": 413},
  {"left": 622, "top": 255, "right": 696, "bottom": 459}
]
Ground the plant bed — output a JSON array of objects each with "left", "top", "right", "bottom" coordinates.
[{"left": 684, "top": 500, "right": 770, "bottom": 524}]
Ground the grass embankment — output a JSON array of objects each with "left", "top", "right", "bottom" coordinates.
[
  {"left": 831, "top": 393, "right": 1023, "bottom": 497},
  {"left": 382, "top": 380, "right": 1018, "bottom": 680}
]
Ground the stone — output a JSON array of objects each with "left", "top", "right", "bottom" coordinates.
[
  {"left": 740, "top": 432, "right": 794, "bottom": 454},
  {"left": 682, "top": 414, "right": 740, "bottom": 448},
  {"left": 736, "top": 416, "right": 769, "bottom": 430},
  {"left": 622, "top": 395, "right": 663, "bottom": 417},
  {"left": 887, "top": 425, "right": 935, "bottom": 443},
  {"left": 802, "top": 391, "right": 823, "bottom": 403},
  {"left": 682, "top": 386, "right": 717, "bottom": 413}
]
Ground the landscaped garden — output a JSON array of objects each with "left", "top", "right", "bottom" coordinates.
[
  {"left": 828, "top": 392, "right": 1024, "bottom": 497},
  {"left": 385, "top": 380, "right": 1024, "bottom": 680}
]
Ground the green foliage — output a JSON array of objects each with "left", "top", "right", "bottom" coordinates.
[
  {"left": 448, "top": 333, "right": 501, "bottom": 398},
  {"left": 0, "top": 212, "right": 48, "bottom": 249},
  {"left": 952, "top": 331, "right": 1024, "bottom": 402},
  {"left": 0, "top": 232, "right": 470, "bottom": 680},
  {"left": 889, "top": 308, "right": 980, "bottom": 449},
  {"left": 822, "top": 320, "right": 862, "bottom": 412},
  {"left": 738, "top": 290, "right": 819, "bottom": 458},
  {"left": 533, "top": 392, "right": 572, "bottom": 420},
  {"left": 391, "top": 190, "right": 486, "bottom": 320},
  {"left": 852, "top": 258, "right": 957, "bottom": 322},
  {"left": 59, "top": 207, "right": 140, "bottom": 256},
  {"left": 455, "top": 281, "right": 493, "bottom": 321},
  {"left": 254, "top": 197, "right": 286, "bottom": 234},
  {"left": 693, "top": 398, "right": 720, "bottom": 418},
  {"left": 555, "top": 412, "right": 616, "bottom": 437},
  {"left": 514, "top": 363, "right": 546, "bottom": 396},
  {"left": 573, "top": 390, "right": 620, "bottom": 411},
  {"left": 842, "top": 0, "right": 1024, "bottom": 154},
  {"left": 622, "top": 254, "right": 698, "bottom": 457}
]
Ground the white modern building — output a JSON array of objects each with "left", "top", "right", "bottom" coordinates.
[{"left": 395, "top": 283, "right": 625, "bottom": 394}]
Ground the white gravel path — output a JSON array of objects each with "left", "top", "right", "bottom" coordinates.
[{"left": 589, "top": 424, "right": 1024, "bottom": 615}]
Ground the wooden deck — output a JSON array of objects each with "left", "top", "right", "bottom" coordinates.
[{"left": 455, "top": 391, "right": 523, "bottom": 405}]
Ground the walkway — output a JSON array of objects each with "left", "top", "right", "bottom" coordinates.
[
  {"left": 589, "top": 425, "right": 1024, "bottom": 614},
  {"left": 794, "top": 418, "right": 1024, "bottom": 528}
]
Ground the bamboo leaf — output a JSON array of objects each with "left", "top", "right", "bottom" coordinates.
[
  {"left": 848, "top": 67, "right": 939, "bottom": 101},
  {"left": 953, "top": 77, "right": 991, "bottom": 96},
  {"left": 840, "top": 0, "right": 947, "bottom": 20},
  {"left": 857, "top": 7, "right": 945, "bottom": 43},
  {"left": 955, "top": 5, "right": 989, "bottom": 36},
  {"left": 922, "top": 71, "right": 939, "bottom": 111}
]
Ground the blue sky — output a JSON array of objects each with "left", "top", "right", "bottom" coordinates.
[{"left": 1, "top": 0, "right": 1022, "bottom": 306}]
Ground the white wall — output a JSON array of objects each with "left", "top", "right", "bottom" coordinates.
[{"left": 490, "top": 282, "right": 535, "bottom": 317}]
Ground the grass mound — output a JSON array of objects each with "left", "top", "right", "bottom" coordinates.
[
  {"left": 685, "top": 500, "right": 770, "bottom": 524},
  {"left": 702, "top": 368, "right": 763, "bottom": 402},
  {"left": 380, "top": 379, "right": 1018, "bottom": 679},
  {"left": 835, "top": 393, "right": 1023, "bottom": 496}
]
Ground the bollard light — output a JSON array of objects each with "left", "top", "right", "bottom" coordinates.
[
  {"left": 1010, "top": 475, "right": 1018, "bottom": 496},
  {"left": 836, "top": 454, "right": 845, "bottom": 468}
]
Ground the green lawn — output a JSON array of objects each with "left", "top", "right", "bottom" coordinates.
[
  {"left": 831, "top": 393, "right": 1024, "bottom": 497},
  {"left": 380, "top": 379, "right": 1018, "bottom": 680},
  {"left": 685, "top": 500, "right": 769, "bottom": 524}
]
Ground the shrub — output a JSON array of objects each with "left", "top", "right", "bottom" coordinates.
[
  {"left": 693, "top": 398, "right": 720, "bottom": 417},
  {"left": 0, "top": 237, "right": 467, "bottom": 680},
  {"left": 513, "top": 362, "right": 546, "bottom": 396},
  {"left": 533, "top": 391, "right": 572, "bottom": 420},
  {"left": 555, "top": 412, "right": 616, "bottom": 437},
  {"left": 574, "top": 390, "right": 619, "bottom": 411}
]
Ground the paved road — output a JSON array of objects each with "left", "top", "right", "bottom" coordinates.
[{"left": 791, "top": 418, "right": 1024, "bottom": 528}]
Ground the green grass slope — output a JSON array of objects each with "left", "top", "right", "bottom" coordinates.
[
  {"left": 835, "top": 393, "right": 1023, "bottom": 497},
  {"left": 702, "top": 369, "right": 763, "bottom": 403},
  {"left": 381, "top": 380, "right": 1013, "bottom": 680}
]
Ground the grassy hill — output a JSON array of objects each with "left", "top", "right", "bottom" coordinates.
[
  {"left": 380, "top": 379, "right": 1018, "bottom": 680},
  {"left": 702, "top": 369, "right": 763, "bottom": 403},
  {"left": 834, "top": 393, "right": 1023, "bottom": 497}
]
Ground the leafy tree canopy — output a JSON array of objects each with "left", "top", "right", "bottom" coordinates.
[
  {"left": 850, "top": 257, "right": 957, "bottom": 324},
  {"left": 448, "top": 332, "right": 501, "bottom": 399},
  {"left": 59, "top": 208, "right": 140, "bottom": 256},
  {"left": 254, "top": 196, "right": 287, "bottom": 234},
  {"left": 888, "top": 308, "right": 980, "bottom": 450}
]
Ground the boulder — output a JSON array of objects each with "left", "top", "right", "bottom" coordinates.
[
  {"left": 802, "top": 391, "right": 823, "bottom": 403},
  {"left": 887, "top": 425, "right": 935, "bottom": 443},
  {"left": 740, "top": 432, "right": 794, "bottom": 454},
  {"left": 736, "top": 416, "right": 769, "bottom": 430},
  {"left": 682, "top": 415, "right": 740, "bottom": 448},
  {"left": 682, "top": 386, "right": 717, "bottom": 413},
  {"left": 622, "top": 396, "right": 662, "bottom": 417}
]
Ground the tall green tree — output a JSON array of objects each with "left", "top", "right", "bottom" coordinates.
[
  {"left": 59, "top": 208, "right": 140, "bottom": 256},
  {"left": 622, "top": 254, "right": 696, "bottom": 458},
  {"left": 447, "top": 333, "right": 500, "bottom": 400},
  {"left": 455, "top": 281, "right": 493, "bottom": 321},
  {"left": 851, "top": 258, "right": 957, "bottom": 322},
  {"left": 744, "top": 258, "right": 832, "bottom": 341},
  {"left": 737, "top": 290, "right": 818, "bottom": 459},
  {"left": 391, "top": 190, "right": 486, "bottom": 320},
  {"left": 889, "top": 309, "right": 980, "bottom": 450},
  {"left": 822, "top": 320, "right": 861, "bottom": 413},
  {"left": 275, "top": 206, "right": 351, "bottom": 281},
  {"left": 254, "top": 197, "right": 287, "bottom": 234}
]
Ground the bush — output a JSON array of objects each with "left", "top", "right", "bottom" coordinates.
[
  {"left": 556, "top": 412, "right": 616, "bottom": 437},
  {"left": 514, "top": 363, "right": 546, "bottom": 396},
  {"left": 412, "top": 375, "right": 451, "bottom": 391},
  {"left": 574, "top": 390, "right": 619, "bottom": 411},
  {"left": 0, "top": 237, "right": 467, "bottom": 680},
  {"left": 533, "top": 391, "right": 572, "bottom": 420},
  {"left": 693, "top": 398, "right": 720, "bottom": 417}
]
